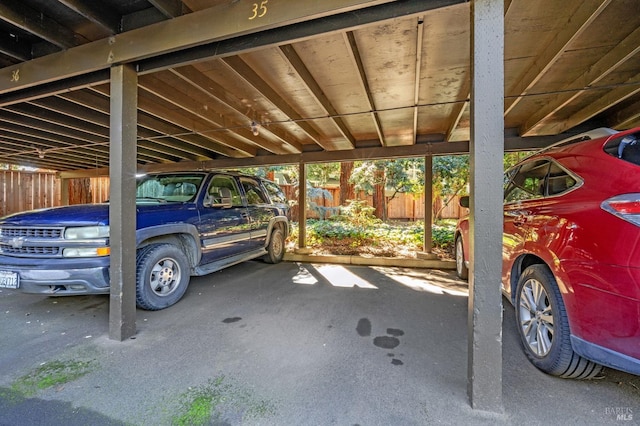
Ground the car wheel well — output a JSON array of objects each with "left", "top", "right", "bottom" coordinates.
[
  {"left": 510, "top": 254, "right": 547, "bottom": 302},
  {"left": 267, "top": 220, "right": 288, "bottom": 243},
  {"left": 138, "top": 234, "right": 198, "bottom": 268}
]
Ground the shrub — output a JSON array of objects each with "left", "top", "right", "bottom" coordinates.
[{"left": 288, "top": 219, "right": 455, "bottom": 257}]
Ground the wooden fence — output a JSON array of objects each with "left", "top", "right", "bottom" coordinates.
[
  {"left": 0, "top": 172, "right": 463, "bottom": 221},
  {"left": 0, "top": 170, "right": 60, "bottom": 217},
  {"left": 280, "top": 184, "right": 463, "bottom": 220}
]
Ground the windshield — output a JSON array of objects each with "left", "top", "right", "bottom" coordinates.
[{"left": 136, "top": 173, "right": 205, "bottom": 203}]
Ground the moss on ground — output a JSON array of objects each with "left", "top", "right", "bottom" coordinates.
[
  {"left": 11, "top": 359, "right": 97, "bottom": 397},
  {"left": 169, "top": 376, "right": 276, "bottom": 425}
]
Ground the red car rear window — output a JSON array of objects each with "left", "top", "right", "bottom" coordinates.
[{"left": 604, "top": 131, "right": 640, "bottom": 166}]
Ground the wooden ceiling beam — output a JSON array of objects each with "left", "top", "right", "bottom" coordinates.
[
  {"left": 138, "top": 73, "right": 259, "bottom": 157},
  {"left": 170, "top": 66, "right": 303, "bottom": 154},
  {"left": 522, "top": 24, "right": 640, "bottom": 136},
  {"left": 0, "top": 131, "right": 104, "bottom": 168},
  {"left": 609, "top": 98, "right": 640, "bottom": 129},
  {"left": 26, "top": 98, "right": 176, "bottom": 162},
  {"left": 59, "top": 89, "right": 226, "bottom": 160},
  {"left": 148, "top": 0, "right": 188, "bottom": 19},
  {"left": 278, "top": 44, "right": 355, "bottom": 149},
  {"left": 0, "top": 35, "right": 31, "bottom": 62},
  {"left": 0, "top": 0, "right": 81, "bottom": 49},
  {"left": 221, "top": 55, "right": 329, "bottom": 148},
  {"left": 0, "top": 0, "right": 402, "bottom": 94},
  {"left": 154, "top": 67, "right": 301, "bottom": 154},
  {"left": 411, "top": 17, "right": 425, "bottom": 145},
  {"left": 550, "top": 72, "right": 640, "bottom": 134},
  {"left": 504, "top": 0, "right": 611, "bottom": 116},
  {"left": 58, "top": 0, "right": 121, "bottom": 34},
  {"left": 344, "top": 31, "right": 385, "bottom": 146}
]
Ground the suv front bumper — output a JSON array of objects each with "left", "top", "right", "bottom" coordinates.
[{"left": 0, "top": 255, "right": 110, "bottom": 295}]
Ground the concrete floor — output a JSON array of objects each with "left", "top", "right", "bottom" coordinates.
[{"left": 0, "top": 261, "right": 638, "bottom": 425}]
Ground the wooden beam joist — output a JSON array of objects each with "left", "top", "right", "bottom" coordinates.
[{"left": 0, "top": 0, "right": 405, "bottom": 94}]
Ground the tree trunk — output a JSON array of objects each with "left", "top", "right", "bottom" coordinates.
[
  {"left": 68, "top": 178, "right": 92, "bottom": 205},
  {"left": 373, "top": 168, "right": 386, "bottom": 220},
  {"left": 339, "top": 161, "right": 355, "bottom": 205}
]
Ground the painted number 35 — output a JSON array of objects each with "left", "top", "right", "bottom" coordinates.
[{"left": 249, "top": 0, "right": 268, "bottom": 20}]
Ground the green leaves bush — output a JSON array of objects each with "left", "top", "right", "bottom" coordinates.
[{"left": 288, "top": 200, "right": 456, "bottom": 257}]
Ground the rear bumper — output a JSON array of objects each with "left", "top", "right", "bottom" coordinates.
[{"left": 0, "top": 256, "right": 110, "bottom": 295}]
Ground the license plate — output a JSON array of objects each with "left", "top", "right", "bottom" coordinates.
[{"left": 0, "top": 270, "right": 19, "bottom": 289}]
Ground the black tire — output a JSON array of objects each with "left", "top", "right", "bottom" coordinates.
[
  {"left": 135, "top": 243, "right": 191, "bottom": 311},
  {"left": 515, "top": 264, "right": 602, "bottom": 379},
  {"left": 455, "top": 236, "right": 469, "bottom": 280},
  {"left": 263, "top": 228, "right": 285, "bottom": 264}
]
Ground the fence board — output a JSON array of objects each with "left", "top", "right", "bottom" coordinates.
[{"left": 0, "top": 171, "right": 60, "bottom": 217}]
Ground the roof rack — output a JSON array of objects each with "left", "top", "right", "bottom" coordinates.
[{"left": 547, "top": 127, "right": 618, "bottom": 149}]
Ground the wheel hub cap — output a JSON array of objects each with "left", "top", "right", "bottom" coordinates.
[
  {"left": 519, "top": 278, "right": 554, "bottom": 357},
  {"left": 159, "top": 267, "right": 173, "bottom": 284}
]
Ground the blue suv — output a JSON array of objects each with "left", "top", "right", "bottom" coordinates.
[{"left": 0, "top": 171, "right": 290, "bottom": 310}]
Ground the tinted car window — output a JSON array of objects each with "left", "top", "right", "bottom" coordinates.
[
  {"left": 241, "top": 178, "right": 269, "bottom": 205},
  {"left": 604, "top": 132, "right": 640, "bottom": 166},
  {"left": 504, "top": 160, "right": 548, "bottom": 203},
  {"left": 207, "top": 176, "right": 243, "bottom": 206},
  {"left": 263, "top": 181, "right": 287, "bottom": 204},
  {"left": 546, "top": 162, "right": 577, "bottom": 196},
  {"left": 137, "top": 173, "right": 205, "bottom": 203}
]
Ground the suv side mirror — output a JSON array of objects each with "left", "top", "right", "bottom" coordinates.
[{"left": 459, "top": 196, "right": 470, "bottom": 208}]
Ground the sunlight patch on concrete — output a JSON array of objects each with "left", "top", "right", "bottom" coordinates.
[
  {"left": 373, "top": 266, "right": 468, "bottom": 297},
  {"left": 314, "top": 264, "right": 378, "bottom": 289}
]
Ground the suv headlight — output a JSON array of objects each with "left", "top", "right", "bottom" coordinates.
[
  {"left": 64, "top": 226, "right": 110, "bottom": 240},
  {"left": 63, "top": 247, "right": 111, "bottom": 257}
]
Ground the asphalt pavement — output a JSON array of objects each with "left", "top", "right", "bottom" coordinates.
[{"left": 0, "top": 260, "right": 638, "bottom": 425}]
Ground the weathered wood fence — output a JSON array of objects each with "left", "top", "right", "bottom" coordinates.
[
  {"left": 279, "top": 184, "right": 463, "bottom": 220},
  {"left": 0, "top": 170, "right": 60, "bottom": 217},
  {"left": 0, "top": 172, "right": 462, "bottom": 220}
]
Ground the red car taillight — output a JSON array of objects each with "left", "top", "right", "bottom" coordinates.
[{"left": 601, "top": 194, "right": 640, "bottom": 226}]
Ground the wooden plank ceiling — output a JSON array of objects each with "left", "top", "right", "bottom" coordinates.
[{"left": 0, "top": 0, "right": 639, "bottom": 172}]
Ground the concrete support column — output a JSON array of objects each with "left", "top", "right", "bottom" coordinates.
[
  {"left": 417, "top": 155, "right": 436, "bottom": 259},
  {"left": 296, "top": 161, "right": 309, "bottom": 253},
  {"left": 468, "top": 0, "right": 504, "bottom": 412},
  {"left": 108, "top": 64, "right": 138, "bottom": 341}
]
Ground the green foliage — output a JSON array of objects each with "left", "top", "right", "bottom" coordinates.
[
  {"left": 289, "top": 216, "right": 457, "bottom": 255},
  {"left": 169, "top": 376, "right": 276, "bottom": 425},
  {"left": 350, "top": 159, "right": 423, "bottom": 198},
  {"left": 385, "top": 159, "right": 424, "bottom": 198},
  {"left": 12, "top": 359, "right": 96, "bottom": 397},
  {"left": 433, "top": 155, "right": 469, "bottom": 197},
  {"left": 432, "top": 223, "right": 455, "bottom": 251},
  {"left": 301, "top": 220, "right": 424, "bottom": 247},
  {"left": 333, "top": 199, "right": 379, "bottom": 227},
  {"left": 350, "top": 161, "right": 379, "bottom": 195},
  {"left": 307, "top": 163, "right": 340, "bottom": 185},
  {"left": 503, "top": 151, "right": 535, "bottom": 170},
  {"left": 235, "top": 165, "right": 296, "bottom": 181}
]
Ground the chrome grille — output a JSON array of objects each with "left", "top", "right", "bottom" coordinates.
[
  {"left": 0, "top": 245, "right": 60, "bottom": 256},
  {"left": 0, "top": 227, "right": 63, "bottom": 239},
  {"left": 0, "top": 226, "right": 65, "bottom": 258}
]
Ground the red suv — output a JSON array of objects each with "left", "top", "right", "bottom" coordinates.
[{"left": 455, "top": 127, "right": 640, "bottom": 378}]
